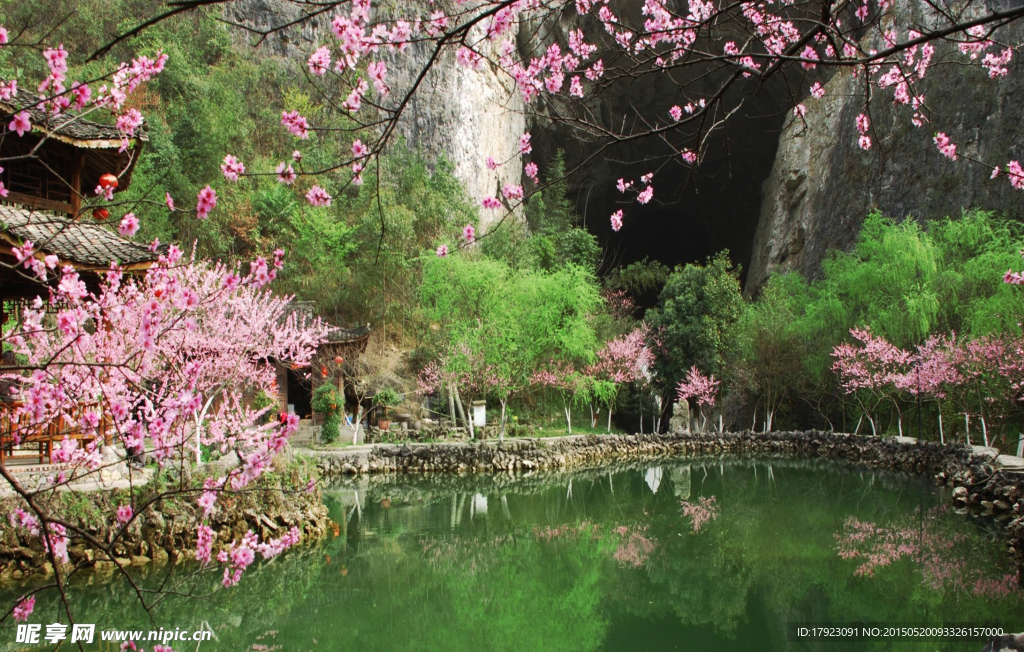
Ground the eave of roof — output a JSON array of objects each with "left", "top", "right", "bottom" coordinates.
[
  {"left": 0, "top": 100, "right": 148, "bottom": 148},
  {"left": 0, "top": 205, "right": 166, "bottom": 268}
]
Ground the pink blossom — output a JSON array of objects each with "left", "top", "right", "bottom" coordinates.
[
  {"left": 276, "top": 162, "right": 296, "bottom": 184},
  {"left": 8, "top": 111, "right": 31, "bottom": 136},
  {"left": 119, "top": 213, "right": 140, "bottom": 237},
  {"left": 933, "top": 132, "right": 957, "bottom": 160},
  {"left": 292, "top": 149, "right": 302, "bottom": 161},
  {"left": 115, "top": 108, "right": 143, "bottom": 136},
  {"left": 0, "top": 26, "right": 7, "bottom": 45},
  {"left": 221, "top": 154, "right": 245, "bottom": 182},
  {"left": 810, "top": 82, "right": 825, "bottom": 99},
  {"left": 859, "top": 135, "right": 872, "bottom": 150},
  {"left": 165, "top": 193, "right": 175, "bottom": 211},
  {"left": 196, "top": 185, "right": 217, "bottom": 219},
  {"left": 637, "top": 186, "right": 653, "bottom": 204},
  {"left": 305, "top": 185, "right": 332, "bottom": 207},
  {"left": 676, "top": 366, "right": 719, "bottom": 408},
  {"left": 367, "top": 60, "right": 388, "bottom": 96},
  {"left": 281, "top": 110, "right": 310, "bottom": 139},
  {"left": 486, "top": 156, "right": 498, "bottom": 170},
  {"left": 502, "top": 184, "right": 524, "bottom": 201},
  {"left": 669, "top": 105, "right": 683, "bottom": 121},
  {"left": 71, "top": 81, "right": 91, "bottom": 108},
  {"left": 12, "top": 595, "right": 34, "bottom": 622},
  {"left": 793, "top": 104, "right": 807, "bottom": 117},
  {"left": 801, "top": 45, "right": 819, "bottom": 69},
  {"left": 351, "top": 139, "right": 369, "bottom": 158},
  {"left": 610, "top": 209, "right": 623, "bottom": 231},
  {"left": 481, "top": 196, "right": 501, "bottom": 210},
  {"left": 463, "top": 224, "right": 475, "bottom": 242},
  {"left": 436, "top": 244, "right": 449, "bottom": 257},
  {"left": 856, "top": 113, "right": 870, "bottom": 134},
  {"left": 198, "top": 491, "right": 217, "bottom": 517},
  {"left": 524, "top": 162, "right": 538, "bottom": 180},
  {"left": 519, "top": 132, "right": 532, "bottom": 154},
  {"left": 1007, "top": 161, "right": 1024, "bottom": 190},
  {"left": 680, "top": 149, "right": 697, "bottom": 163},
  {"left": 569, "top": 76, "right": 584, "bottom": 97},
  {"left": 308, "top": 45, "right": 331, "bottom": 75},
  {"left": 455, "top": 46, "right": 483, "bottom": 70},
  {"left": 196, "top": 524, "right": 215, "bottom": 564},
  {"left": 116, "top": 504, "right": 133, "bottom": 524}
]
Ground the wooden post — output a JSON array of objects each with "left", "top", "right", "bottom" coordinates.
[{"left": 70, "top": 155, "right": 83, "bottom": 218}]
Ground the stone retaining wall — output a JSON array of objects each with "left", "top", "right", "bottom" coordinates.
[
  {"left": 314, "top": 430, "right": 1024, "bottom": 578},
  {"left": 0, "top": 482, "right": 329, "bottom": 582}
]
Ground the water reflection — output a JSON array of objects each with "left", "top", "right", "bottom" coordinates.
[{"left": 1, "top": 458, "right": 1021, "bottom": 652}]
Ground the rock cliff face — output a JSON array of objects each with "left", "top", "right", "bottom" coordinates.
[
  {"left": 225, "top": 0, "right": 524, "bottom": 228},
  {"left": 747, "top": 1, "right": 1024, "bottom": 293}
]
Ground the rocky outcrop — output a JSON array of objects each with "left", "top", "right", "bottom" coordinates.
[
  {"left": 747, "top": 0, "right": 1024, "bottom": 293},
  {"left": 225, "top": 0, "right": 524, "bottom": 227}
]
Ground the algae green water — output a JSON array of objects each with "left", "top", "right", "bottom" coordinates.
[{"left": 2, "top": 458, "right": 1022, "bottom": 651}]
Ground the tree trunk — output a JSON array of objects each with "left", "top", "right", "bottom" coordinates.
[
  {"left": 452, "top": 386, "right": 467, "bottom": 428},
  {"left": 564, "top": 404, "right": 572, "bottom": 433},
  {"left": 938, "top": 410, "right": 944, "bottom": 445},
  {"left": 499, "top": 399, "right": 507, "bottom": 441},
  {"left": 352, "top": 404, "right": 363, "bottom": 445},
  {"left": 607, "top": 407, "right": 612, "bottom": 433}
]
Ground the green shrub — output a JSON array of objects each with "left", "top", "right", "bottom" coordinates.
[{"left": 321, "top": 413, "right": 341, "bottom": 444}]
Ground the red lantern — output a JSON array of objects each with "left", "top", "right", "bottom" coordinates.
[
  {"left": 320, "top": 366, "right": 328, "bottom": 375},
  {"left": 99, "top": 173, "right": 119, "bottom": 189},
  {"left": 334, "top": 356, "right": 344, "bottom": 365},
  {"left": 92, "top": 207, "right": 110, "bottom": 221}
]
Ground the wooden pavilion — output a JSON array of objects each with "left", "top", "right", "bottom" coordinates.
[{"left": 1, "top": 102, "right": 158, "bottom": 464}]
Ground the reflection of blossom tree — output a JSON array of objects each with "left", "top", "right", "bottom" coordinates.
[
  {"left": 680, "top": 496, "right": 719, "bottom": 533},
  {"left": 834, "top": 509, "right": 1019, "bottom": 598},
  {"left": 612, "top": 526, "right": 656, "bottom": 568}
]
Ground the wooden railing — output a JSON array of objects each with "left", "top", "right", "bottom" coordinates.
[{"left": 0, "top": 401, "right": 110, "bottom": 466}]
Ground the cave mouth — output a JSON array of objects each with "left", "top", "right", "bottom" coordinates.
[{"left": 539, "top": 93, "right": 792, "bottom": 307}]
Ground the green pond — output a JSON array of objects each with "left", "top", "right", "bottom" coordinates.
[{"left": 3, "top": 458, "right": 1023, "bottom": 651}]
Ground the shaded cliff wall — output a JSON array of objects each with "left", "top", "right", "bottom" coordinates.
[{"left": 748, "top": 1, "right": 1024, "bottom": 293}]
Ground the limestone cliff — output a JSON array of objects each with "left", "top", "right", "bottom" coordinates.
[
  {"left": 224, "top": 0, "right": 524, "bottom": 228},
  {"left": 747, "top": 1, "right": 1024, "bottom": 293}
]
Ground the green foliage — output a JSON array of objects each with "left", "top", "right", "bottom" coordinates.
[
  {"left": 311, "top": 384, "right": 341, "bottom": 416},
  {"left": 372, "top": 387, "right": 401, "bottom": 409},
  {"left": 603, "top": 257, "right": 670, "bottom": 294},
  {"left": 733, "top": 274, "right": 808, "bottom": 427},
  {"left": 522, "top": 152, "right": 602, "bottom": 272},
  {"left": 744, "top": 208, "right": 1024, "bottom": 431},
  {"left": 320, "top": 413, "right": 341, "bottom": 444},
  {"left": 647, "top": 251, "right": 744, "bottom": 388},
  {"left": 312, "top": 385, "right": 343, "bottom": 443},
  {"left": 419, "top": 255, "right": 601, "bottom": 404}
]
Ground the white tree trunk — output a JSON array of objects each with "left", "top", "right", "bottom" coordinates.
[
  {"left": 607, "top": 408, "right": 612, "bottom": 433},
  {"left": 499, "top": 399, "right": 507, "bottom": 441},
  {"left": 938, "top": 411, "right": 944, "bottom": 444}
]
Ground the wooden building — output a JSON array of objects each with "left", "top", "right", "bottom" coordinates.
[
  {"left": 272, "top": 301, "right": 371, "bottom": 419},
  {"left": 0, "top": 103, "right": 160, "bottom": 322},
  {"left": 0, "top": 100, "right": 146, "bottom": 217}
]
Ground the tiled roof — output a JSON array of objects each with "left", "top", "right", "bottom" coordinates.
[
  {"left": 0, "top": 100, "right": 147, "bottom": 146},
  {"left": 282, "top": 302, "right": 371, "bottom": 343},
  {"left": 326, "top": 323, "right": 371, "bottom": 343},
  {"left": 0, "top": 205, "right": 165, "bottom": 267}
]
